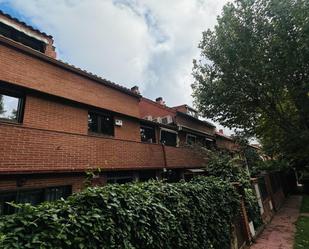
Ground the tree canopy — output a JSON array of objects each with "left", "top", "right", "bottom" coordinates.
[
  {"left": 0, "top": 95, "right": 4, "bottom": 116},
  {"left": 192, "top": 0, "right": 309, "bottom": 169}
]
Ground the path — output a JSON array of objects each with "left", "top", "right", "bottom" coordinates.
[{"left": 250, "top": 195, "right": 302, "bottom": 249}]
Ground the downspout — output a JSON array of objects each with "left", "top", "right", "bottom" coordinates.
[{"left": 162, "top": 144, "right": 167, "bottom": 168}]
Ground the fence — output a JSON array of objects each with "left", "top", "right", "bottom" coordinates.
[{"left": 231, "top": 169, "right": 296, "bottom": 248}]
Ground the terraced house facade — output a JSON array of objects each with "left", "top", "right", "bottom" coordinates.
[{"left": 0, "top": 11, "right": 239, "bottom": 214}]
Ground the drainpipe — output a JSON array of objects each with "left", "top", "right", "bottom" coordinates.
[{"left": 162, "top": 144, "right": 167, "bottom": 168}]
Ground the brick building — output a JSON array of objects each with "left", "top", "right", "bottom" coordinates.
[
  {"left": 0, "top": 11, "right": 211, "bottom": 213},
  {"left": 0, "top": 11, "right": 239, "bottom": 214}
]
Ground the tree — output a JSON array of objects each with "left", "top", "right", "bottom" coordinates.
[
  {"left": 192, "top": 0, "right": 309, "bottom": 170},
  {"left": 0, "top": 95, "right": 4, "bottom": 116}
]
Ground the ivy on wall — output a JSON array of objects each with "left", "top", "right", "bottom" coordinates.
[
  {"left": 0, "top": 177, "right": 239, "bottom": 249},
  {"left": 206, "top": 151, "right": 263, "bottom": 228}
]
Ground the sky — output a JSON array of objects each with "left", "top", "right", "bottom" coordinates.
[{"left": 0, "top": 0, "right": 232, "bottom": 133}]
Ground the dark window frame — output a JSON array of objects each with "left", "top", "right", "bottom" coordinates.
[
  {"left": 0, "top": 88, "right": 25, "bottom": 123},
  {"left": 0, "top": 185, "right": 72, "bottom": 215},
  {"left": 160, "top": 129, "right": 178, "bottom": 147},
  {"left": 88, "top": 111, "right": 115, "bottom": 136},
  {"left": 140, "top": 124, "right": 156, "bottom": 143},
  {"left": 186, "top": 133, "right": 197, "bottom": 145}
]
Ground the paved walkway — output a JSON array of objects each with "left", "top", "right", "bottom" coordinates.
[{"left": 250, "top": 195, "right": 302, "bottom": 249}]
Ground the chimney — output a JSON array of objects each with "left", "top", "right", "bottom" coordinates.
[
  {"left": 155, "top": 97, "right": 165, "bottom": 105},
  {"left": 219, "top": 129, "right": 224, "bottom": 134},
  {"left": 131, "top": 86, "right": 140, "bottom": 94}
]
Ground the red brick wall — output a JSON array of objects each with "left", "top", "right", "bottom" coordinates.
[
  {"left": 216, "top": 136, "right": 239, "bottom": 151},
  {"left": 164, "top": 146, "right": 207, "bottom": 168},
  {"left": 0, "top": 123, "right": 207, "bottom": 173},
  {"left": 0, "top": 123, "right": 165, "bottom": 172},
  {"left": 173, "top": 106, "right": 187, "bottom": 113},
  {"left": 0, "top": 174, "right": 85, "bottom": 193},
  {"left": 23, "top": 95, "right": 141, "bottom": 141},
  {"left": 139, "top": 98, "right": 176, "bottom": 119},
  {"left": 0, "top": 43, "right": 140, "bottom": 118},
  {"left": 114, "top": 115, "right": 140, "bottom": 142},
  {"left": 24, "top": 95, "right": 88, "bottom": 135}
]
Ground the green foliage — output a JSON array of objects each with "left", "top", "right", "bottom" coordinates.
[
  {"left": 300, "top": 195, "right": 309, "bottom": 213},
  {"left": 0, "top": 95, "right": 4, "bottom": 115},
  {"left": 206, "top": 151, "right": 262, "bottom": 228},
  {"left": 207, "top": 152, "right": 246, "bottom": 183},
  {"left": 0, "top": 177, "right": 239, "bottom": 249},
  {"left": 249, "top": 158, "right": 290, "bottom": 177},
  {"left": 83, "top": 168, "right": 102, "bottom": 187},
  {"left": 192, "top": 0, "right": 309, "bottom": 169},
  {"left": 294, "top": 216, "right": 309, "bottom": 249}
]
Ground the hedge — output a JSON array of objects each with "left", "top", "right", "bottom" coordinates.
[{"left": 0, "top": 177, "right": 240, "bottom": 249}]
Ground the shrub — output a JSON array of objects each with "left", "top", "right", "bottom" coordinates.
[
  {"left": 0, "top": 177, "right": 239, "bottom": 249},
  {"left": 206, "top": 151, "right": 263, "bottom": 228}
]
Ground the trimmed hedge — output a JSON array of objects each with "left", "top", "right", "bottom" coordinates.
[{"left": 0, "top": 177, "right": 240, "bottom": 249}]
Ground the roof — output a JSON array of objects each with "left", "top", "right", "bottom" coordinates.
[
  {"left": 0, "top": 10, "right": 53, "bottom": 39},
  {"left": 215, "top": 131, "right": 234, "bottom": 141},
  {"left": 179, "top": 125, "right": 214, "bottom": 139},
  {"left": 140, "top": 118, "right": 177, "bottom": 130},
  {"left": 0, "top": 35, "right": 141, "bottom": 98},
  {"left": 176, "top": 111, "right": 216, "bottom": 128},
  {"left": 173, "top": 104, "right": 198, "bottom": 112}
]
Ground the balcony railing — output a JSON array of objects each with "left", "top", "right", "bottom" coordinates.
[{"left": 0, "top": 123, "right": 208, "bottom": 173}]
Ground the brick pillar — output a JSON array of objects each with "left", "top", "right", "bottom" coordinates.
[
  {"left": 239, "top": 196, "right": 252, "bottom": 243},
  {"left": 233, "top": 184, "right": 252, "bottom": 244}
]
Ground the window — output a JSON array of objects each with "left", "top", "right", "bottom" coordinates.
[
  {"left": 160, "top": 129, "right": 177, "bottom": 147},
  {"left": 88, "top": 112, "right": 114, "bottom": 136},
  {"left": 202, "top": 138, "right": 214, "bottom": 149},
  {"left": 45, "top": 186, "right": 72, "bottom": 202},
  {"left": 139, "top": 171, "right": 157, "bottom": 182},
  {"left": 186, "top": 134, "right": 196, "bottom": 145},
  {"left": 140, "top": 125, "right": 156, "bottom": 143},
  {"left": 106, "top": 172, "right": 135, "bottom": 184},
  {"left": 0, "top": 186, "right": 71, "bottom": 215},
  {"left": 0, "top": 92, "right": 23, "bottom": 122}
]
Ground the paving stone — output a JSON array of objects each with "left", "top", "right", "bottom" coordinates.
[{"left": 250, "top": 196, "right": 302, "bottom": 249}]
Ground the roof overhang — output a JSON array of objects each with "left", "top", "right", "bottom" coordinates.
[{"left": 178, "top": 125, "right": 215, "bottom": 140}]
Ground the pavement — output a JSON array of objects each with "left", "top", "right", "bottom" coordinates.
[{"left": 250, "top": 195, "right": 302, "bottom": 249}]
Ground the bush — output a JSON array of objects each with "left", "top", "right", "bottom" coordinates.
[
  {"left": 206, "top": 151, "right": 263, "bottom": 228},
  {"left": 0, "top": 177, "right": 239, "bottom": 249}
]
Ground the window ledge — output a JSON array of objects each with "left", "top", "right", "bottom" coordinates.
[
  {"left": 0, "top": 119, "right": 22, "bottom": 125},
  {"left": 87, "top": 132, "right": 114, "bottom": 139}
]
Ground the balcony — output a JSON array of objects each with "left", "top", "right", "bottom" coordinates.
[{"left": 0, "top": 123, "right": 208, "bottom": 174}]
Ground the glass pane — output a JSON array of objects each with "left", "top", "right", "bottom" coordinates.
[
  {"left": 88, "top": 113, "right": 98, "bottom": 132},
  {"left": 0, "top": 192, "right": 17, "bottom": 215},
  {"left": 140, "top": 125, "right": 156, "bottom": 143},
  {"left": 16, "top": 189, "right": 44, "bottom": 205},
  {"left": 0, "top": 94, "right": 20, "bottom": 121},
  {"left": 100, "top": 115, "right": 114, "bottom": 135},
  {"left": 45, "top": 186, "right": 71, "bottom": 202},
  {"left": 187, "top": 135, "right": 196, "bottom": 145},
  {"left": 160, "top": 130, "right": 177, "bottom": 147}
]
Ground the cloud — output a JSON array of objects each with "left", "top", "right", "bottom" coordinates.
[{"left": 4, "top": 0, "right": 233, "bottom": 133}]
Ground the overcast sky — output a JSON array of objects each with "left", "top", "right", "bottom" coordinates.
[{"left": 0, "top": 0, "right": 232, "bottom": 133}]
